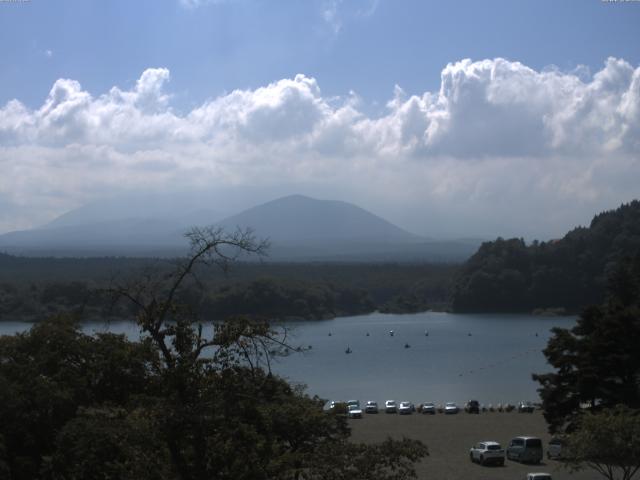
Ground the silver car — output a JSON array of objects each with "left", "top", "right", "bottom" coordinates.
[
  {"left": 385, "top": 400, "right": 397, "bottom": 413},
  {"left": 398, "top": 401, "right": 413, "bottom": 415},
  {"left": 444, "top": 402, "right": 459, "bottom": 414},
  {"left": 364, "top": 401, "right": 379, "bottom": 414},
  {"left": 421, "top": 402, "right": 436, "bottom": 414},
  {"left": 547, "top": 438, "right": 563, "bottom": 459},
  {"left": 347, "top": 404, "right": 363, "bottom": 418}
]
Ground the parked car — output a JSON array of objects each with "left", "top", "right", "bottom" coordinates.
[
  {"left": 421, "top": 402, "right": 436, "bottom": 414},
  {"left": 469, "top": 441, "right": 505, "bottom": 466},
  {"left": 385, "top": 400, "right": 397, "bottom": 413},
  {"left": 444, "top": 402, "right": 459, "bottom": 414},
  {"left": 347, "top": 404, "right": 363, "bottom": 419},
  {"left": 465, "top": 400, "right": 480, "bottom": 414},
  {"left": 507, "top": 436, "right": 543, "bottom": 464},
  {"left": 547, "top": 438, "right": 563, "bottom": 459},
  {"left": 347, "top": 399, "right": 360, "bottom": 409},
  {"left": 364, "top": 401, "right": 379, "bottom": 414},
  {"left": 526, "top": 473, "right": 552, "bottom": 480},
  {"left": 518, "top": 401, "right": 535, "bottom": 413},
  {"left": 398, "top": 401, "right": 413, "bottom": 415}
]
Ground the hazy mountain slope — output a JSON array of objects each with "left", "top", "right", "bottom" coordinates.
[
  {"left": 216, "top": 194, "right": 420, "bottom": 244},
  {"left": 0, "top": 218, "right": 185, "bottom": 250},
  {"left": 0, "top": 194, "right": 479, "bottom": 261},
  {"left": 45, "top": 194, "right": 222, "bottom": 230}
]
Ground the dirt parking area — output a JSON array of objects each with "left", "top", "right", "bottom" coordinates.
[{"left": 348, "top": 410, "right": 601, "bottom": 480}]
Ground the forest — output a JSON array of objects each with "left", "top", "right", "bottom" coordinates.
[
  {"left": 0, "top": 254, "right": 456, "bottom": 322},
  {"left": 452, "top": 201, "right": 640, "bottom": 313}
]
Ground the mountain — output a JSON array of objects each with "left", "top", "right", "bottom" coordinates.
[
  {"left": 217, "top": 194, "right": 419, "bottom": 244},
  {"left": 43, "top": 192, "right": 224, "bottom": 230},
  {"left": 0, "top": 194, "right": 479, "bottom": 261},
  {"left": 451, "top": 200, "right": 640, "bottom": 313}
]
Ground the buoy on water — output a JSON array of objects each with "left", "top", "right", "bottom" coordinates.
[{"left": 345, "top": 347, "right": 352, "bottom": 354}]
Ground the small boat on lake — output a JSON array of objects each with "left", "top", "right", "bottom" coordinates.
[
  {"left": 345, "top": 347, "right": 352, "bottom": 354},
  {"left": 389, "top": 330, "right": 394, "bottom": 336}
]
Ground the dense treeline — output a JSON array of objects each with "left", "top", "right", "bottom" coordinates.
[
  {"left": 0, "top": 255, "right": 456, "bottom": 321},
  {"left": 452, "top": 200, "right": 640, "bottom": 313}
]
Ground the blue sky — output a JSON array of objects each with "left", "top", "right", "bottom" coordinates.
[
  {"left": 0, "top": 0, "right": 639, "bottom": 238},
  {"left": 2, "top": 0, "right": 639, "bottom": 110}
]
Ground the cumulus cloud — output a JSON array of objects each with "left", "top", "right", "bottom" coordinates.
[{"left": 0, "top": 57, "right": 639, "bottom": 237}]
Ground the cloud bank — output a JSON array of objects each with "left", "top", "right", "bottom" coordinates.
[{"left": 1, "top": 58, "right": 639, "bottom": 237}]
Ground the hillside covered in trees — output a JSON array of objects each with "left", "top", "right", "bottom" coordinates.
[{"left": 452, "top": 200, "right": 640, "bottom": 313}]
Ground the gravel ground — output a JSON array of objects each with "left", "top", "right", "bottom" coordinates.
[{"left": 348, "top": 410, "right": 601, "bottom": 480}]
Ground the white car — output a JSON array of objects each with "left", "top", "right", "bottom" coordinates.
[
  {"left": 347, "top": 404, "right": 363, "bottom": 418},
  {"left": 469, "top": 441, "right": 505, "bottom": 466},
  {"left": 385, "top": 400, "right": 397, "bottom": 413},
  {"left": 346, "top": 399, "right": 360, "bottom": 409},
  {"left": 364, "top": 401, "right": 379, "bottom": 414},
  {"left": 421, "top": 402, "right": 436, "bottom": 414},
  {"left": 526, "top": 474, "right": 552, "bottom": 480},
  {"left": 444, "top": 402, "right": 459, "bottom": 414},
  {"left": 398, "top": 401, "right": 413, "bottom": 415}
]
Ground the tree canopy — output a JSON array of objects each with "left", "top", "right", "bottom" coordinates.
[
  {"left": 533, "top": 252, "right": 640, "bottom": 433},
  {"left": 563, "top": 406, "right": 640, "bottom": 480},
  {"left": 452, "top": 200, "right": 640, "bottom": 313},
  {"left": 0, "top": 227, "right": 428, "bottom": 480}
]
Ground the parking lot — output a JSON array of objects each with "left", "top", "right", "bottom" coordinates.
[{"left": 348, "top": 410, "right": 602, "bottom": 480}]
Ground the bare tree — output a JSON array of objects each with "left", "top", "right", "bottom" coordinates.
[{"left": 109, "top": 226, "right": 278, "bottom": 370}]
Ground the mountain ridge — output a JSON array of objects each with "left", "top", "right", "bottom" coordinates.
[{"left": 0, "top": 194, "right": 480, "bottom": 260}]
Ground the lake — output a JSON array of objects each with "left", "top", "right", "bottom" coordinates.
[{"left": 0, "top": 311, "right": 575, "bottom": 406}]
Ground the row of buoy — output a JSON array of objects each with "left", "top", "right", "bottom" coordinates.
[
  {"left": 333, "top": 330, "right": 542, "bottom": 356},
  {"left": 330, "top": 330, "right": 539, "bottom": 337},
  {"left": 345, "top": 342, "right": 412, "bottom": 354}
]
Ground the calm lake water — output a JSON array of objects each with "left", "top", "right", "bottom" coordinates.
[{"left": 0, "top": 312, "right": 575, "bottom": 406}]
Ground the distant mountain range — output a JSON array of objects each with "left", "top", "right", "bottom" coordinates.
[{"left": 0, "top": 194, "right": 480, "bottom": 261}]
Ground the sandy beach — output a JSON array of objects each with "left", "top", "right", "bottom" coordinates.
[{"left": 348, "top": 410, "right": 601, "bottom": 480}]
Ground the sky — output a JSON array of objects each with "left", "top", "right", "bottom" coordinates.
[{"left": 0, "top": 0, "right": 639, "bottom": 239}]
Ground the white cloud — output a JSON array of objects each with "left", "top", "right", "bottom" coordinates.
[
  {"left": 0, "top": 58, "right": 639, "bottom": 237},
  {"left": 322, "top": 0, "right": 343, "bottom": 34}
]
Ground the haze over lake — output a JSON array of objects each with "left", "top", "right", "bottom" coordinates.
[{"left": 0, "top": 312, "right": 574, "bottom": 405}]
